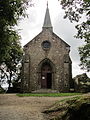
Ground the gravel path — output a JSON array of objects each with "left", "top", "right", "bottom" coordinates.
[
  {"left": 0, "top": 94, "right": 69, "bottom": 120},
  {"left": 1, "top": 93, "right": 86, "bottom": 120}
]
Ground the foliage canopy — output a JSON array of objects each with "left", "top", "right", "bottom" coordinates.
[
  {"left": 0, "top": 0, "right": 30, "bottom": 88},
  {"left": 60, "top": 0, "right": 90, "bottom": 71}
]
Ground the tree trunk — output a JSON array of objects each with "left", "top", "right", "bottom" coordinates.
[{"left": 8, "top": 71, "right": 12, "bottom": 88}]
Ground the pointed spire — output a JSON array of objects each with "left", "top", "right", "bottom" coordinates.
[{"left": 42, "top": 2, "right": 53, "bottom": 31}]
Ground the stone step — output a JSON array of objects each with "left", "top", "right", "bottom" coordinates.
[{"left": 31, "top": 89, "right": 59, "bottom": 93}]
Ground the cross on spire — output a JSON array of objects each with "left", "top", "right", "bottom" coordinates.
[{"left": 47, "top": 1, "right": 48, "bottom": 8}]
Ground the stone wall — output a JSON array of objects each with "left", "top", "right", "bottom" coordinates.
[
  {"left": 22, "top": 29, "right": 72, "bottom": 92},
  {"left": 73, "top": 73, "right": 90, "bottom": 93}
]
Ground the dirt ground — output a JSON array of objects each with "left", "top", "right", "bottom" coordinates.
[{"left": 0, "top": 94, "right": 81, "bottom": 120}]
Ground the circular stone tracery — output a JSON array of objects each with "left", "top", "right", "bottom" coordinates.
[{"left": 42, "top": 40, "right": 51, "bottom": 50}]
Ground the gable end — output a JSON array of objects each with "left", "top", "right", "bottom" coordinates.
[
  {"left": 24, "top": 31, "right": 43, "bottom": 48},
  {"left": 52, "top": 32, "right": 70, "bottom": 47}
]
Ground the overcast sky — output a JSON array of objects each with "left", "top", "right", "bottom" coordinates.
[{"left": 17, "top": 0, "right": 89, "bottom": 77}]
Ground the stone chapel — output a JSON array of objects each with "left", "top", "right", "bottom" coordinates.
[{"left": 21, "top": 4, "right": 73, "bottom": 93}]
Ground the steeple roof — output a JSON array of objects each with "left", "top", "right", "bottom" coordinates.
[{"left": 42, "top": 2, "right": 53, "bottom": 31}]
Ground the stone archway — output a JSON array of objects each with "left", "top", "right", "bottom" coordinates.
[{"left": 38, "top": 58, "right": 55, "bottom": 89}]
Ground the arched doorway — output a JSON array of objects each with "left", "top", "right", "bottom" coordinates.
[{"left": 41, "top": 62, "right": 52, "bottom": 89}]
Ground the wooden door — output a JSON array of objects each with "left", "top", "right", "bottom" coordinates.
[
  {"left": 41, "top": 63, "right": 52, "bottom": 88},
  {"left": 47, "top": 73, "right": 52, "bottom": 88}
]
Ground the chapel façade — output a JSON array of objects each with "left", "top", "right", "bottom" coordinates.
[{"left": 21, "top": 4, "right": 73, "bottom": 93}]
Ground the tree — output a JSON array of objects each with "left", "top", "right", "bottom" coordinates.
[
  {"left": 59, "top": 0, "right": 90, "bottom": 71},
  {"left": 5, "top": 33, "right": 23, "bottom": 89},
  {"left": 0, "top": 0, "right": 31, "bottom": 88},
  {"left": 0, "top": 0, "right": 29, "bottom": 64}
]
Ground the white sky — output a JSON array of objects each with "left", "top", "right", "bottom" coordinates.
[{"left": 17, "top": 0, "right": 90, "bottom": 77}]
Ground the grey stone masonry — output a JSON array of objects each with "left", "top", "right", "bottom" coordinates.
[{"left": 21, "top": 4, "right": 72, "bottom": 93}]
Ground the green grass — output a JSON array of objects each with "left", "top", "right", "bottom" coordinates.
[{"left": 17, "top": 93, "right": 82, "bottom": 97}]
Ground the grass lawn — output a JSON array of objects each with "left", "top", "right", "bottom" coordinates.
[{"left": 17, "top": 93, "right": 82, "bottom": 97}]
